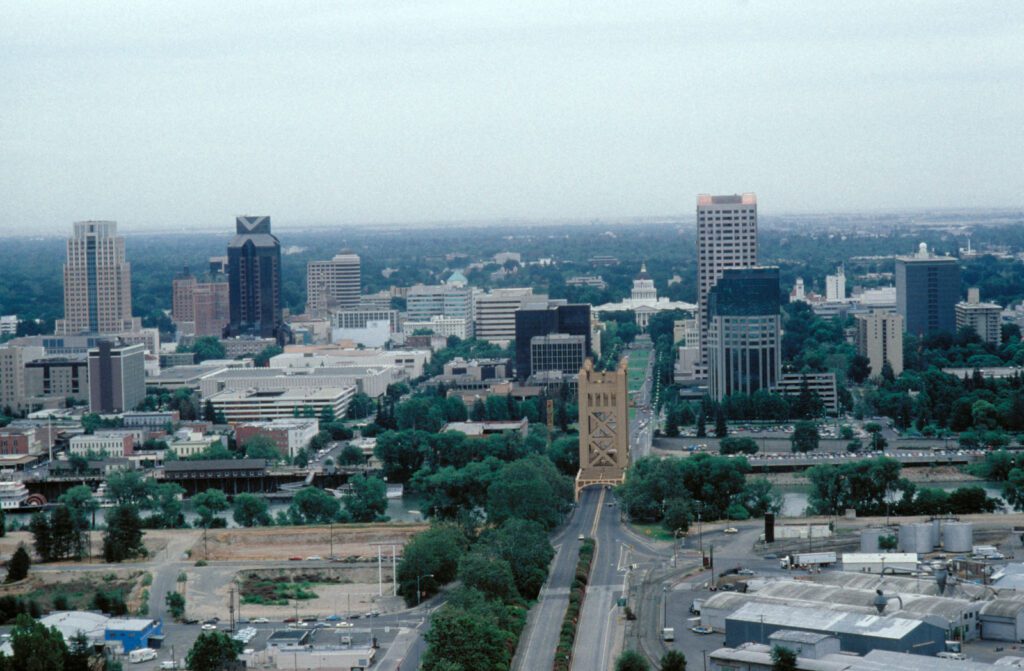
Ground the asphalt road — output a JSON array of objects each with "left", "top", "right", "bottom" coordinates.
[{"left": 511, "top": 490, "right": 601, "bottom": 671}]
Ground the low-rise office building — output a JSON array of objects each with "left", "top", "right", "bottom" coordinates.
[
  {"left": 234, "top": 418, "right": 320, "bottom": 459},
  {"left": 208, "top": 387, "right": 354, "bottom": 423},
  {"left": 68, "top": 431, "right": 135, "bottom": 458}
]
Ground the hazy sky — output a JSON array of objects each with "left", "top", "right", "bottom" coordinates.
[{"left": 2, "top": 2, "right": 1022, "bottom": 232}]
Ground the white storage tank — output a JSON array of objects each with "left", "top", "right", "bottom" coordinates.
[
  {"left": 861, "top": 528, "right": 884, "bottom": 552},
  {"left": 931, "top": 518, "right": 941, "bottom": 548},
  {"left": 911, "top": 522, "right": 934, "bottom": 553},
  {"left": 944, "top": 522, "right": 973, "bottom": 553},
  {"left": 898, "top": 524, "right": 917, "bottom": 552}
]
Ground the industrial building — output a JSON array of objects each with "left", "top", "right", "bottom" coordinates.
[
  {"left": 709, "top": 644, "right": 1018, "bottom": 671},
  {"left": 841, "top": 553, "right": 919, "bottom": 574},
  {"left": 703, "top": 578, "right": 980, "bottom": 643},
  {"left": 979, "top": 598, "right": 1024, "bottom": 642},
  {"left": 724, "top": 600, "right": 948, "bottom": 656}
]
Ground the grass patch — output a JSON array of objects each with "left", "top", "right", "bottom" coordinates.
[
  {"left": 627, "top": 522, "right": 677, "bottom": 542},
  {"left": 239, "top": 571, "right": 351, "bottom": 606}
]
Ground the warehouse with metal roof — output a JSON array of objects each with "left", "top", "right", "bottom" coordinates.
[
  {"left": 810, "top": 570, "right": 988, "bottom": 600},
  {"left": 980, "top": 597, "right": 1024, "bottom": 642},
  {"left": 724, "top": 601, "right": 948, "bottom": 656},
  {"left": 710, "top": 644, "right": 1019, "bottom": 671}
]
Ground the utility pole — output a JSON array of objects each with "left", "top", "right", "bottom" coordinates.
[
  {"left": 228, "top": 586, "right": 236, "bottom": 632},
  {"left": 329, "top": 522, "right": 334, "bottom": 558}
]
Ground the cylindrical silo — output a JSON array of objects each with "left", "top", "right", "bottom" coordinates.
[
  {"left": 898, "top": 524, "right": 917, "bottom": 552},
  {"left": 931, "top": 519, "right": 942, "bottom": 548},
  {"left": 861, "top": 528, "right": 883, "bottom": 552},
  {"left": 912, "top": 523, "right": 934, "bottom": 553},
  {"left": 944, "top": 522, "right": 973, "bottom": 553}
]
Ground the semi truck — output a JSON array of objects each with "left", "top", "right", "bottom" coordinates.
[
  {"left": 780, "top": 551, "right": 837, "bottom": 569},
  {"left": 129, "top": 648, "right": 157, "bottom": 663}
]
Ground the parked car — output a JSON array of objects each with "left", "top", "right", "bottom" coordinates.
[
  {"left": 251, "top": 617, "right": 269, "bottom": 624},
  {"left": 201, "top": 624, "right": 217, "bottom": 631},
  {"left": 691, "top": 625, "right": 713, "bottom": 635},
  {"left": 723, "top": 527, "right": 738, "bottom": 534}
]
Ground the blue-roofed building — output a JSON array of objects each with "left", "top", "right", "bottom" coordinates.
[{"left": 104, "top": 617, "right": 163, "bottom": 653}]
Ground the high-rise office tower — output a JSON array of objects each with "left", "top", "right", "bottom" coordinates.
[
  {"left": 514, "top": 299, "right": 590, "bottom": 381},
  {"left": 855, "top": 310, "right": 903, "bottom": 378},
  {"left": 696, "top": 194, "right": 758, "bottom": 376},
  {"left": 172, "top": 267, "right": 198, "bottom": 324},
  {"left": 88, "top": 340, "right": 145, "bottom": 413},
  {"left": 306, "top": 251, "right": 361, "bottom": 316},
  {"left": 895, "top": 243, "right": 961, "bottom": 337},
  {"left": 706, "top": 267, "right": 780, "bottom": 401},
  {"left": 227, "top": 216, "right": 282, "bottom": 339},
  {"left": 475, "top": 288, "right": 535, "bottom": 344},
  {"left": 55, "top": 221, "right": 139, "bottom": 336}
]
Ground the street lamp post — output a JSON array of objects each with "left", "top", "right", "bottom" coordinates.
[
  {"left": 416, "top": 573, "right": 434, "bottom": 607},
  {"left": 662, "top": 585, "right": 668, "bottom": 630}
]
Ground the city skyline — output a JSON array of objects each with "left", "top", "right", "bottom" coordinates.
[{"left": 2, "top": 2, "right": 1022, "bottom": 232}]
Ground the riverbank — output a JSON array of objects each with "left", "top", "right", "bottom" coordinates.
[{"left": 762, "top": 465, "right": 977, "bottom": 486}]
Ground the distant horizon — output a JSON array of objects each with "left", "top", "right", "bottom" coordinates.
[{"left": 5, "top": 204, "right": 1023, "bottom": 239}]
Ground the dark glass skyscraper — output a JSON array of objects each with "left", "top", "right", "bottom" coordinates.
[
  {"left": 226, "top": 216, "right": 283, "bottom": 339},
  {"left": 895, "top": 243, "right": 961, "bottom": 337},
  {"left": 706, "top": 267, "right": 781, "bottom": 401},
  {"left": 514, "top": 299, "right": 591, "bottom": 381}
]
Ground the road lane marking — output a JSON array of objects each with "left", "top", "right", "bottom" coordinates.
[{"left": 590, "top": 488, "right": 605, "bottom": 538}]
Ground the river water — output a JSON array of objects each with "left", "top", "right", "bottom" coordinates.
[{"left": 776, "top": 480, "right": 1008, "bottom": 517}]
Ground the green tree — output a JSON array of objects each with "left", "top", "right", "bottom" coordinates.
[
  {"left": 347, "top": 392, "right": 375, "bottom": 419},
  {"left": 103, "top": 504, "right": 146, "bottom": 562},
  {"left": 720, "top": 437, "right": 758, "bottom": 455},
  {"left": 847, "top": 354, "right": 871, "bottom": 384},
  {"left": 5, "top": 545, "right": 30, "bottom": 583},
  {"left": 185, "top": 631, "right": 239, "bottom": 671},
  {"left": 616, "top": 650, "right": 651, "bottom": 671},
  {"left": 343, "top": 475, "right": 388, "bottom": 523},
  {"left": 253, "top": 345, "right": 283, "bottom": 367},
  {"left": 58, "top": 485, "right": 98, "bottom": 530},
  {"left": 191, "top": 489, "right": 229, "bottom": 528},
  {"left": 105, "top": 471, "right": 155, "bottom": 506},
  {"left": 456, "top": 550, "right": 518, "bottom": 602},
  {"left": 232, "top": 493, "right": 271, "bottom": 527},
  {"left": 397, "top": 525, "right": 469, "bottom": 606},
  {"left": 790, "top": 421, "right": 820, "bottom": 453},
  {"left": 8, "top": 613, "right": 68, "bottom": 671},
  {"left": 338, "top": 443, "right": 365, "bottom": 465},
  {"left": 28, "top": 512, "right": 52, "bottom": 562},
  {"left": 422, "top": 603, "right": 512, "bottom": 671},
  {"left": 660, "top": 650, "right": 687, "bottom": 671},
  {"left": 485, "top": 455, "right": 573, "bottom": 530},
  {"left": 771, "top": 645, "right": 798, "bottom": 671},
  {"left": 695, "top": 409, "right": 707, "bottom": 438},
  {"left": 714, "top": 407, "right": 728, "bottom": 438},
  {"left": 65, "top": 631, "right": 91, "bottom": 671},
  {"left": 149, "top": 482, "right": 187, "bottom": 528},
  {"left": 165, "top": 591, "right": 186, "bottom": 620},
  {"left": 243, "top": 435, "right": 282, "bottom": 462},
  {"left": 185, "top": 336, "right": 226, "bottom": 363},
  {"left": 288, "top": 487, "right": 342, "bottom": 525},
  {"left": 478, "top": 518, "right": 554, "bottom": 600}
]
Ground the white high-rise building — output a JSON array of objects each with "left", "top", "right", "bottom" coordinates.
[
  {"left": 307, "top": 251, "right": 361, "bottom": 316},
  {"left": 826, "top": 265, "right": 846, "bottom": 302},
  {"left": 56, "top": 221, "right": 139, "bottom": 336},
  {"left": 696, "top": 193, "right": 758, "bottom": 375}
]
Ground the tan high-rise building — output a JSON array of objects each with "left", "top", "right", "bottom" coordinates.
[
  {"left": 696, "top": 194, "right": 758, "bottom": 375},
  {"left": 0, "top": 345, "right": 44, "bottom": 413},
  {"left": 172, "top": 269, "right": 198, "bottom": 324},
  {"left": 172, "top": 267, "right": 230, "bottom": 337},
  {"left": 475, "top": 288, "right": 535, "bottom": 344},
  {"left": 575, "top": 358, "right": 629, "bottom": 498},
  {"left": 56, "top": 221, "right": 139, "bottom": 335},
  {"left": 855, "top": 310, "right": 903, "bottom": 378},
  {"left": 956, "top": 287, "right": 1002, "bottom": 345},
  {"left": 307, "top": 251, "right": 361, "bottom": 316}
]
